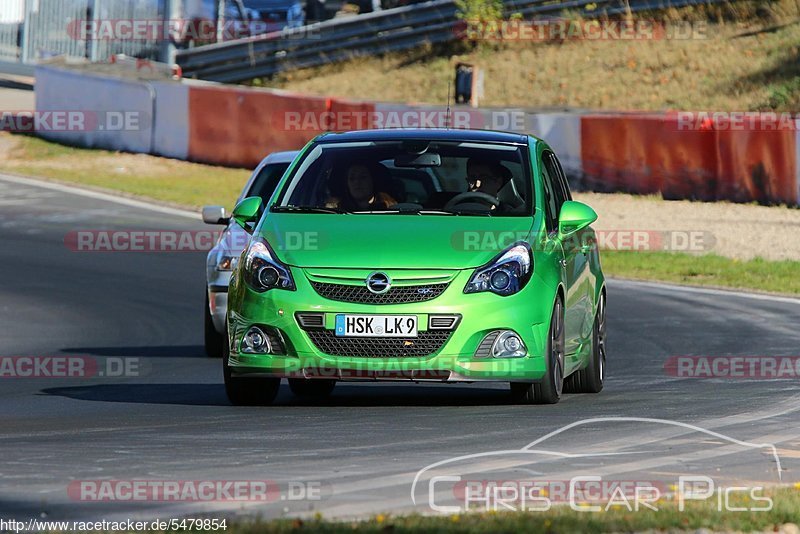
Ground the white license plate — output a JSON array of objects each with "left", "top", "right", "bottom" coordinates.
[{"left": 334, "top": 314, "right": 418, "bottom": 337}]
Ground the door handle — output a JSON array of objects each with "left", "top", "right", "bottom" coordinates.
[{"left": 559, "top": 259, "right": 567, "bottom": 268}]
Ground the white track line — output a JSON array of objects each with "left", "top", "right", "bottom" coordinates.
[
  {"left": 609, "top": 278, "right": 800, "bottom": 305},
  {"left": 0, "top": 173, "right": 199, "bottom": 220}
]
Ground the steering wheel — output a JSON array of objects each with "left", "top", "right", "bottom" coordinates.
[{"left": 444, "top": 191, "right": 500, "bottom": 210}]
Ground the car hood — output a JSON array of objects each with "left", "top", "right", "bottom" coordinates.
[{"left": 258, "top": 214, "right": 535, "bottom": 269}]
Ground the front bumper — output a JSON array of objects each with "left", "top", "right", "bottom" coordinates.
[
  {"left": 208, "top": 272, "right": 232, "bottom": 333},
  {"left": 227, "top": 268, "right": 555, "bottom": 382}
]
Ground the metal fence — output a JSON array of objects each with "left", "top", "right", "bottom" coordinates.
[
  {"left": 0, "top": 0, "right": 24, "bottom": 61},
  {"left": 176, "top": 0, "right": 722, "bottom": 83},
  {"left": 0, "top": 0, "right": 164, "bottom": 69}
]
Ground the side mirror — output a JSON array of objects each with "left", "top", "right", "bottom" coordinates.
[
  {"left": 201, "top": 206, "right": 229, "bottom": 225},
  {"left": 558, "top": 201, "right": 597, "bottom": 237},
  {"left": 231, "top": 196, "right": 264, "bottom": 234}
]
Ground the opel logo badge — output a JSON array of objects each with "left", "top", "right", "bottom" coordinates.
[{"left": 366, "top": 271, "right": 392, "bottom": 295}]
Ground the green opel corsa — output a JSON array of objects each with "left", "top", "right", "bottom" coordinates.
[{"left": 224, "top": 129, "right": 606, "bottom": 405}]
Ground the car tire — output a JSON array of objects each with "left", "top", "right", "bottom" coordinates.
[
  {"left": 204, "top": 292, "right": 225, "bottom": 358},
  {"left": 222, "top": 329, "right": 280, "bottom": 406},
  {"left": 564, "top": 293, "right": 606, "bottom": 394},
  {"left": 288, "top": 378, "right": 336, "bottom": 398},
  {"left": 510, "top": 296, "right": 565, "bottom": 404}
]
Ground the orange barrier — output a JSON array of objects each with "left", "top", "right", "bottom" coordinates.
[
  {"left": 580, "top": 114, "right": 717, "bottom": 199},
  {"left": 327, "top": 99, "right": 377, "bottom": 132},
  {"left": 716, "top": 126, "right": 796, "bottom": 205},
  {"left": 581, "top": 114, "right": 798, "bottom": 205},
  {"left": 187, "top": 85, "right": 329, "bottom": 168}
]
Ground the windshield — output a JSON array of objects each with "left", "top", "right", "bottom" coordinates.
[{"left": 274, "top": 140, "right": 532, "bottom": 216}]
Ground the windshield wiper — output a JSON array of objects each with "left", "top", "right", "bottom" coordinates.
[
  {"left": 350, "top": 209, "right": 458, "bottom": 215},
  {"left": 271, "top": 205, "right": 347, "bottom": 214},
  {"left": 442, "top": 208, "right": 493, "bottom": 216}
]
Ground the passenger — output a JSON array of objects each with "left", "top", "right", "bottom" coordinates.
[{"left": 326, "top": 163, "right": 397, "bottom": 211}]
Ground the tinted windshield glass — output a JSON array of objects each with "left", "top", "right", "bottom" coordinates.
[
  {"left": 247, "top": 162, "right": 290, "bottom": 204},
  {"left": 275, "top": 141, "right": 531, "bottom": 216}
]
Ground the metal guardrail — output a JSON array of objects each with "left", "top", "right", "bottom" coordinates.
[{"left": 176, "top": 0, "right": 720, "bottom": 83}]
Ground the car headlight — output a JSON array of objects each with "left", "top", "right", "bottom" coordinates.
[
  {"left": 464, "top": 242, "right": 533, "bottom": 296},
  {"left": 243, "top": 237, "right": 295, "bottom": 292},
  {"left": 215, "top": 254, "right": 239, "bottom": 271}
]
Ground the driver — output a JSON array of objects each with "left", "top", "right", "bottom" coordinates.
[{"left": 465, "top": 158, "right": 512, "bottom": 207}]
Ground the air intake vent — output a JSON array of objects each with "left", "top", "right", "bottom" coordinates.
[
  {"left": 428, "top": 315, "right": 461, "bottom": 330},
  {"left": 295, "top": 312, "right": 325, "bottom": 329}
]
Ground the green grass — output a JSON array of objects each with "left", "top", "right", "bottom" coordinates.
[
  {"left": 602, "top": 250, "right": 800, "bottom": 295},
  {"left": 0, "top": 134, "right": 250, "bottom": 209},
  {"left": 199, "top": 488, "right": 799, "bottom": 533}
]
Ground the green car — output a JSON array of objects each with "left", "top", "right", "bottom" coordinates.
[{"left": 224, "top": 129, "right": 606, "bottom": 405}]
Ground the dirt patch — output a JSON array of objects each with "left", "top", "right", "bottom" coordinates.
[{"left": 575, "top": 192, "right": 800, "bottom": 260}]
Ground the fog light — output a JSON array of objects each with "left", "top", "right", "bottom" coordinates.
[
  {"left": 492, "top": 330, "right": 526, "bottom": 358},
  {"left": 243, "top": 326, "right": 271, "bottom": 354}
]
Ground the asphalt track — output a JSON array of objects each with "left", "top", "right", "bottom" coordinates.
[{"left": 1, "top": 174, "right": 799, "bottom": 523}]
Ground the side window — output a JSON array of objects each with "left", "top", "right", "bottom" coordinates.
[
  {"left": 543, "top": 151, "right": 567, "bottom": 220},
  {"left": 549, "top": 153, "right": 572, "bottom": 201},
  {"left": 540, "top": 157, "right": 559, "bottom": 233}
]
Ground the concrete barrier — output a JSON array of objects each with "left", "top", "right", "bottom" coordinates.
[
  {"left": 151, "top": 80, "right": 190, "bottom": 161},
  {"left": 526, "top": 113, "right": 582, "bottom": 183},
  {"left": 35, "top": 65, "right": 154, "bottom": 154}
]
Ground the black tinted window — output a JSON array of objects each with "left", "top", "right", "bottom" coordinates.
[
  {"left": 247, "top": 162, "right": 290, "bottom": 204},
  {"left": 540, "top": 159, "right": 559, "bottom": 233},
  {"left": 543, "top": 151, "right": 567, "bottom": 219}
]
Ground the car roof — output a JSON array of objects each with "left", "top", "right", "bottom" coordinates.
[
  {"left": 316, "top": 128, "right": 531, "bottom": 145},
  {"left": 260, "top": 150, "right": 300, "bottom": 165}
]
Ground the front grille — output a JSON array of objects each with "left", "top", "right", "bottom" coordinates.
[
  {"left": 310, "top": 281, "right": 449, "bottom": 305},
  {"left": 305, "top": 330, "right": 453, "bottom": 358}
]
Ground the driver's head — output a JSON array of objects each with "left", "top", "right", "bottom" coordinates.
[
  {"left": 345, "top": 164, "right": 374, "bottom": 201},
  {"left": 466, "top": 158, "right": 510, "bottom": 196}
]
